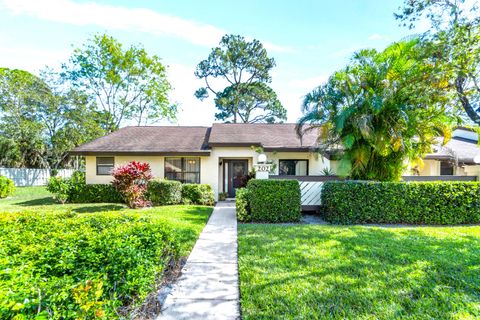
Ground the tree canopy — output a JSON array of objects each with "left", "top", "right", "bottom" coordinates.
[
  {"left": 64, "top": 34, "right": 175, "bottom": 132},
  {"left": 396, "top": 0, "right": 480, "bottom": 125},
  {"left": 0, "top": 68, "right": 105, "bottom": 169},
  {"left": 297, "top": 40, "right": 457, "bottom": 181},
  {"left": 0, "top": 34, "right": 176, "bottom": 169},
  {"left": 194, "top": 34, "right": 287, "bottom": 123}
]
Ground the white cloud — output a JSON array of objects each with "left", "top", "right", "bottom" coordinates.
[
  {"left": 0, "top": 46, "right": 69, "bottom": 72},
  {"left": 368, "top": 33, "right": 390, "bottom": 41},
  {"left": 288, "top": 75, "right": 328, "bottom": 90},
  {"left": 166, "top": 63, "right": 216, "bottom": 126},
  {"left": 263, "top": 42, "right": 295, "bottom": 53},
  {"left": 1, "top": 0, "right": 293, "bottom": 52}
]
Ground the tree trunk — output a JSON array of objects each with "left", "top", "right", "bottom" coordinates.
[{"left": 455, "top": 75, "right": 480, "bottom": 125}]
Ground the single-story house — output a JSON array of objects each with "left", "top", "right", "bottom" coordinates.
[
  {"left": 71, "top": 123, "right": 331, "bottom": 200},
  {"left": 71, "top": 124, "right": 480, "bottom": 200},
  {"left": 412, "top": 127, "right": 480, "bottom": 177}
]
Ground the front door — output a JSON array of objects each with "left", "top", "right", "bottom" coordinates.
[{"left": 226, "top": 160, "right": 248, "bottom": 198}]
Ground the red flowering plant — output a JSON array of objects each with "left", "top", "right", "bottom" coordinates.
[{"left": 111, "top": 161, "right": 153, "bottom": 208}]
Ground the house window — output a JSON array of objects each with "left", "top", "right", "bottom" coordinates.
[
  {"left": 279, "top": 159, "right": 308, "bottom": 176},
  {"left": 165, "top": 157, "right": 200, "bottom": 183},
  {"left": 96, "top": 157, "right": 115, "bottom": 175},
  {"left": 440, "top": 161, "right": 454, "bottom": 175}
]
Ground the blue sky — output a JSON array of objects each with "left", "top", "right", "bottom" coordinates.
[{"left": 0, "top": 0, "right": 424, "bottom": 125}]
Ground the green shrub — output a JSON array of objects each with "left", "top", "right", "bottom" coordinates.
[
  {"left": 322, "top": 181, "right": 480, "bottom": 225},
  {"left": 0, "top": 175, "right": 15, "bottom": 198},
  {"left": 68, "top": 183, "right": 122, "bottom": 203},
  {"left": 147, "top": 179, "right": 182, "bottom": 205},
  {"left": 46, "top": 176, "right": 69, "bottom": 203},
  {"left": 236, "top": 188, "right": 251, "bottom": 222},
  {"left": 46, "top": 171, "right": 122, "bottom": 204},
  {"left": 246, "top": 179, "right": 301, "bottom": 222},
  {"left": 218, "top": 192, "right": 228, "bottom": 201},
  {"left": 0, "top": 211, "right": 179, "bottom": 319},
  {"left": 181, "top": 184, "right": 215, "bottom": 205}
]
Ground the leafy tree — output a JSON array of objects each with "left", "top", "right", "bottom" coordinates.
[
  {"left": 195, "top": 34, "right": 287, "bottom": 123},
  {"left": 396, "top": 0, "right": 480, "bottom": 124},
  {"left": 0, "top": 68, "right": 48, "bottom": 168},
  {"left": 297, "top": 40, "right": 456, "bottom": 181},
  {"left": 38, "top": 69, "right": 107, "bottom": 169},
  {"left": 0, "top": 68, "right": 105, "bottom": 169},
  {"left": 64, "top": 34, "right": 175, "bottom": 131},
  {"left": 215, "top": 82, "right": 286, "bottom": 123}
]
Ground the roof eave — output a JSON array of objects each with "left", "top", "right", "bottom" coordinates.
[
  {"left": 69, "top": 151, "right": 211, "bottom": 156},
  {"left": 208, "top": 142, "right": 262, "bottom": 148}
]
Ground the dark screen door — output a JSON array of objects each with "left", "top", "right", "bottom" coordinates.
[{"left": 227, "top": 160, "right": 248, "bottom": 197}]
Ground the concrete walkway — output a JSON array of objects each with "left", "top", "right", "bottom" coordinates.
[{"left": 158, "top": 201, "right": 240, "bottom": 320}]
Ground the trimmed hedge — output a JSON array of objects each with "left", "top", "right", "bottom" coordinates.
[
  {"left": 246, "top": 179, "right": 301, "bottom": 222},
  {"left": 236, "top": 188, "right": 251, "bottom": 222},
  {"left": 181, "top": 184, "right": 215, "bottom": 205},
  {"left": 0, "top": 211, "right": 179, "bottom": 319},
  {"left": 68, "top": 183, "right": 122, "bottom": 203},
  {"left": 0, "top": 175, "right": 15, "bottom": 198},
  {"left": 147, "top": 179, "right": 182, "bottom": 205},
  {"left": 47, "top": 171, "right": 122, "bottom": 204},
  {"left": 322, "top": 181, "right": 480, "bottom": 225},
  {"left": 47, "top": 172, "right": 215, "bottom": 206}
]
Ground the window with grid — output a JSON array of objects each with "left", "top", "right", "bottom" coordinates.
[
  {"left": 165, "top": 157, "right": 200, "bottom": 183},
  {"left": 278, "top": 159, "right": 308, "bottom": 176},
  {"left": 96, "top": 157, "right": 115, "bottom": 175}
]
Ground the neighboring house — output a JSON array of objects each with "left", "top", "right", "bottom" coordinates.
[
  {"left": 71, "top": 123, "right": 332, "bottom": 200},
  {"left": 71, "top": 124, "right": 480, "bottom": 200},
  {"left": 411, "top": 128, "right": 480, "bottom": 177}
]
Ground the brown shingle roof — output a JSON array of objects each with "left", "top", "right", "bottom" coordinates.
[
  {"left": 208, "top": 123, "right": 318, "bottom": 151},
  {"left": 71, "top": 126, "right": 211, "bottom": 155},
  {"left": 71, "top": 123, "right": 321, "bottom": 155}
]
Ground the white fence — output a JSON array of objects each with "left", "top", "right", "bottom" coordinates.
[
  {"left": 0, "top": 168, "right": 76, "bottom": 187},
  {"left": 299, "top": 181, "right": 323, "bottom": 206},
  {"left": 270, "top": 175, "right": 340, "bottom": 210}
]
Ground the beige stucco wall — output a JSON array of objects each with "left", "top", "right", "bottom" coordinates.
[
  {"left": 460, "top": 165, "right": 480, "bottom": 177},
  {"left": 417, "top": 159, "right": 440, "bottom": 176},
  {"left": 86, "top": 155, "right": 166, "bottom": 184},
  {"left": 85, "top": 148, "right": 330, "bottom": 200}
]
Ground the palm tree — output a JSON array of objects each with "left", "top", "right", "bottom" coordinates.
[{"left": 297, "top": 40, "right": 456, "bottom": 181}]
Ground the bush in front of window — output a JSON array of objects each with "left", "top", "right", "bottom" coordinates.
[
  {"left": 246, "top": 179, "right": 301, "bottom": 222},
  {"left": 181, "top": 184, "right": 215, "bottom": 206},
  {"left": 236, "top": 188, "right": 251, "bottom": 222},
  {"left": 47, "top": 171, "right": 122, "bottom": 204},
  {"left": 147, "top": 179, "right": 182, "bottom": 205},
  {"left": 322, "top": 181, "right": 480, "bottom": 224},
  {"left": 111, "top": 161, "right": 153, "bottom": 208},
  {"left": 0, "top": 175, "right": 15, "bottom": 198}
]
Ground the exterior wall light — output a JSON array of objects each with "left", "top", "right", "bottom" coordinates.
[
  {"left": 474, "top": 154, "right": 480, "bottom": 164},
  {"left": 258, "top": 153, "right": 267, "bottom": 163}
]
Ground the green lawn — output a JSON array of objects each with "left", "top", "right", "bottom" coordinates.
[
  {"left": 239, "top": 224, "right": 480, "bottom": 320},
  {"left": 0, "top": 186, "right": 212, "bottom": 256},
  {"left": 0, "top": 186, "right": 125, "bottom": 213}
]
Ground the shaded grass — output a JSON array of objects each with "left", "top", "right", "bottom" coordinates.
[
  {"left": 238, "top": 224, "right": 480, "bottom": 320},
  {"left": 0, "top": 186, "right": 125, "bottom": 212},
  {"left": 0, "top": 187, "right": 212, "bottom": 257}
]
